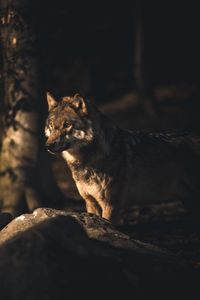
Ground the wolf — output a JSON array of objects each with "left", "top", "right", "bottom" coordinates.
[{"left": 45, "top": 93, "right": 200, "bottom": 224}]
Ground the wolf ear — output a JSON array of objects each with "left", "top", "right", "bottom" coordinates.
[
  {"left": 73, "top": 94, "right": 88, "bottom": 114},
  {"left": 47, "top": 92, "right": 58, "bottom": 111}
]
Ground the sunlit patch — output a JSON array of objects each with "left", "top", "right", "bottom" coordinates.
[
  {"left": 45, "top": 127, "right": 50, "bottom": 137},
  {"left": 33, "top": 209, "right": 39, "bottom": 217},
  {"left": 12, "top": 37, "right": 17, "bottom": 46},
  {"left": 62, "top": 150, "right": 76, "bottom": 164},
  {"left": 15, "top": 215, "right": 26, "bottom": 221}
]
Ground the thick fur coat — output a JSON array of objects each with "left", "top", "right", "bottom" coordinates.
[{"left": 45, "top": 93, "right": 200, "bottom": 223}]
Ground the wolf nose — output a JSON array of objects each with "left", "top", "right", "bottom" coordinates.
[{"left": 45, "top": 142, "right": 55, "bottom": 152}]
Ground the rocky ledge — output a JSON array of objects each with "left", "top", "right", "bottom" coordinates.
[{"left": 0, "top": 208, "right": 199, "bottom": 300}]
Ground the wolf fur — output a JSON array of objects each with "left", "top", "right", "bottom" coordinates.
[{"left": 45, "top": 93, "right": 200, "bottom": 223}]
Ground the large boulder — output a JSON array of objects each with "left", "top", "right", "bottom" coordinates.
[{"left": 0, "top": 208, "right": 198, "bottom": 300}]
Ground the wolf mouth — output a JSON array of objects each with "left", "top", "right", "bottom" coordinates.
[
  {"left": 46, "top": 141, "right": 71, "bottom": 154},
  {"left": 47, "top": 149, "right": 58, "bottom": 155}
]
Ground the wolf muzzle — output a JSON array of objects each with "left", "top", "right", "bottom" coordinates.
[
  {"left": 45, "top": 136, "right": 71, "bottom": 154},
  {"left": 46, "top": 141, "right": 58, "bottom": 154}
]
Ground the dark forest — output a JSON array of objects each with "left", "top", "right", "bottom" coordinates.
[{"left": 0, "top": 1, "right": 200, "bottom": 299}]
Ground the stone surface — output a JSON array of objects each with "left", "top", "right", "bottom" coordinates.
[
  {"left": 0, "top": 208, "right": 166, "bottom": 256},
  {"left": 0, "top": 208, "right": 198, "bottom": 300}
]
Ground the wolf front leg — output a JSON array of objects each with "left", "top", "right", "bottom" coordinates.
[
  {"left": 98, "top": 188, "right": 124, "bottom": 224},
  {"left": 100, "top": 203, "right": 122, "bottom": 224},
  {"left": 84, "top": 195, "right": 102, "bottom": 217}
]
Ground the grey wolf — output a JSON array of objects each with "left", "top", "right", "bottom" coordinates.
[{"left": 45, "top": 93, "right": 200, "bottom": 224}]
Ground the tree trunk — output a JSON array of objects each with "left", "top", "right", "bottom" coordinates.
[
  {"left": 0, "top": 0, "right": 75, "bottom": 216},
  {"left": 0, "top": 0, "right": 40, "bottom": 215}
]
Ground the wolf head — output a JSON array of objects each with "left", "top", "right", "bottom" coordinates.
[{"left": 45, "top": 93, "right": 95, "bottom": 154}]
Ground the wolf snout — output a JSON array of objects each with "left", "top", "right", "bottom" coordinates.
[
  {"left": 45, "top": 138, "right": 69, "bottom": 153},
  {"left": 45, "top": 141, "right": 58, "bottom": 153}
]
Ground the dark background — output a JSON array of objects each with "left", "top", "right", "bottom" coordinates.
[
  {"left": 24, "top": 0, "right": 200, "bottom": 199},
  {"left": 1, "top": 1, "right": 200, "bottom": 131},
  {"left": 32, "top": 0, "right": 200, "bottom": 99}
]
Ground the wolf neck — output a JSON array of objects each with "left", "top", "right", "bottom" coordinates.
[{"left": 62, "top": 113, "right": 116, "bottom": 167}]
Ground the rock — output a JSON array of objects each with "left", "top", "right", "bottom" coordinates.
[
  {"left": 0, "top": 208, "right": 167, "bottom": 256},
  {"left": 0, "top": 208, "right": 198, "bottom": 300}
]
